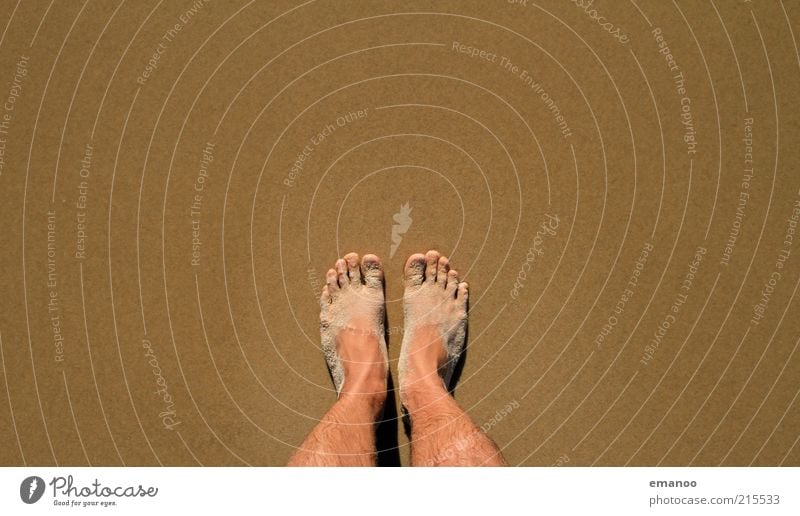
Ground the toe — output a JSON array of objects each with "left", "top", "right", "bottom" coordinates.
[
  {"left": 446, "top": 270, "right": 459, "bottom": 297},
  {"left": 335, "top": 259, "right": 348, "bottom": 288},
  {"left": 320, "top": 286, "right": 331, "bottom": 305},
  {"left": 436, "top": 255, "right": 449, "bottom": 287},
  {"left": 404, "top": 253, "right": 426, "bottom": 287},
  {"left": 457, "top": 281, "right": 469, "bottom": 306},
  {"left": 344, "top": 252, "right": 361, "bottom": 286},
  {"left": 425, "top": 250, "right": 440, "bottom": 282},
  {"left": 326, "top": 269, "right": 339, "bottom": 294},
  {"left": 361, "top": 254, "right": 384, "bottom": 289}
]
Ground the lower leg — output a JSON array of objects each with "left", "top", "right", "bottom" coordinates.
[
  {"left": 288, "top": 387, "right": 384, "bottom": 466},
  {"left": 399, "top": 251, "right": 506, "bottom": 466},
  {"left": 403, "top": 332, "right": 506, "bottom": 466},
  {"left": 289, "top": 253, "right": 389, "bottom": 466}
]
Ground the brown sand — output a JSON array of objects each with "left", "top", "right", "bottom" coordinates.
[{"left": 0, "top": 0, "right": 798, "bottom": 466}]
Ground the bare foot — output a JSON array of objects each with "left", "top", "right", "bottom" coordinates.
[
  {"left": 398, "top": 250, "right": 468, "bottom": 408},
  {"left": 320, "top": 253, "right": 388, "bottom": 404}
]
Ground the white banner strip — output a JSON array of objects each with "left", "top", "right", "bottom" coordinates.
[{"left": 1, "top": 467, "right": 797, "bottom": 515}]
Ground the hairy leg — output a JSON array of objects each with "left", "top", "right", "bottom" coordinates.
[
  {"left": 288, "top": 380, "right": 385, "bottom": 466},
  {"left": 404, "top": 361, "right": 506, "bottom": 466},
  {"left": 399, "top": 251, "right": 506, "bottom": 466},
  {"left": 288, "top": 253, "right": 388, "bottom": 466}
]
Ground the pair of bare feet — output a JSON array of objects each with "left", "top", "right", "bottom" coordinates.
[
  {"left": 288, "top": 250, "right": 506, "bottom": 466},
  {"left": 321, "top": 249, "right": 466, "bottom": 406}
]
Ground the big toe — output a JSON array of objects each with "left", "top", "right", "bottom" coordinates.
[
  {"left": 404, "top": 253, "right": 427, "bottom": 287},
  {"left": 361, "top": 254, "right": 384, "bottom": 289}
]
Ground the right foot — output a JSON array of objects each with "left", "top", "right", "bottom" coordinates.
[
  {"left": 398, "top": 250, "right": 469, "bottom": 409},
  {"left": 320, "top": 253, "right": 388, "bottom": 404}
]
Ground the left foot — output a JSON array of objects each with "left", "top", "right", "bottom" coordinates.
[
  {"left": 319, "top": 253, "right": 388, "bottom": 403},
  {"left": 398, "top": 250, "right": 468, "bottom": 409}
]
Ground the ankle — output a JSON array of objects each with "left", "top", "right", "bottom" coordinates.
[
  {"left": 400, "top": 378, "right": 449, "bottom": 414},
  {"left": 340, "top": 374, "right": 386, "bottom": 407},
  {"left": 335, "top": 330, "right": 387, "bottom": 401},
  {"left": 338, "top": 388, "right": 386, "bottom": 420}
]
